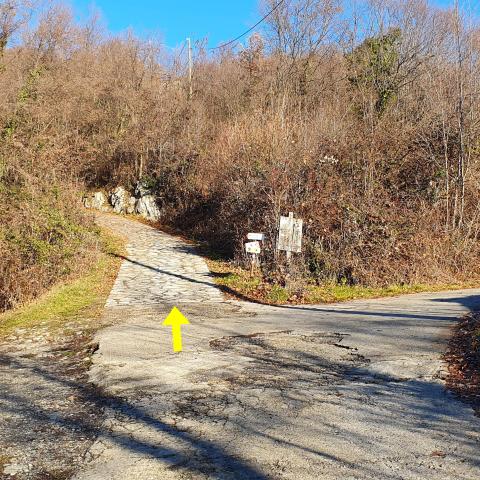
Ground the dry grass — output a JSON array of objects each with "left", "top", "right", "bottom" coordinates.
[
  {"left": 0, "top": 455, "right": 11, "bottom": 472},
  {"left": 445, "top": 313, "right": 480, "bottom": 411},
  {"left": 0, "top": 179, "right": 101, "bottom": 312},
  {"left": 206, "top": 255, "right": 480, "bottom": 305}
]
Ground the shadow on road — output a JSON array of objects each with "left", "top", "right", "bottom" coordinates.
[
  {"left": 1, "top": 354, "right": 269, "bottom": 479},
  {"left": 2, "top": 330, "right": 480, "bottom": 479},
  {"left": 114, "top": 253, "right": 480, "bottom": 323}
]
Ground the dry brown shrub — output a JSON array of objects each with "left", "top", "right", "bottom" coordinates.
[{"left": 2, "top": 0, "right": 480, "bottom": 310}]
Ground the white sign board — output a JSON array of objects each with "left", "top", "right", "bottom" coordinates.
[
  {"left": 245, "top": 241, "right": 261, "bottom": 254},
  {"left": 247, "top": 232, "right": 265, "bottom": 241},
  {"left": 277, "top": 212, "right": 303, "bottom": 253}
]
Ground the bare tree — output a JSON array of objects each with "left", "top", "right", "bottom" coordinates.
[
  {"left": 0, "top": 0, "right": 33, "bottom": 56},
  {"left": 261, "top": 0, "right": 343, "bottom": 102}
]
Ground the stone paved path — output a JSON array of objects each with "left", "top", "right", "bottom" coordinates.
[
  {"left": 73, "top": 214, "right": 480, "bottom": 480},
  {"left": 96, "top": 214, "right": 223, "bottom": 307}
]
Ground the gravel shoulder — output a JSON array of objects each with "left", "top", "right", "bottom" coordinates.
[{"left": 0, "top": 324, "right": 104, "bottom": 480}]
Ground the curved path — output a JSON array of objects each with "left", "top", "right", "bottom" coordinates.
[{"left": 75, "top": 214, "right": 480, "bottom": 480}]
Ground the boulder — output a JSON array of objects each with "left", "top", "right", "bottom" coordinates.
[
  {"left": 135, "top": 195, "right": 160, "bottom": 221},
  {"left": 83, "top": 191, "right": 108, "bottom": 211},
  {"left": 126, "top": 196, "right": 136, "bottom": 214},
  {"left": 109, "top": 186, "right": 128, "bottom": 214}
]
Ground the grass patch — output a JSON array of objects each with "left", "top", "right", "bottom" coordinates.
[
  {"left": 0, "top": 229, "right": 124, "bottom": 337},
  {"left": 303, "top": 282, "right": 474, "bottom": 303},
  {"left": 205, "top": 256, "right": 479, "bottom": 305},
  {"left": 267, "top": 284, "right": 290, "bottom": 303}
]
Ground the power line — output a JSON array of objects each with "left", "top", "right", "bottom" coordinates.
[
  {"left": 178, "top": 41, "right": 187, "bottom": 56},
  {"left": 210, "top": 0, "right": 286, "bottom": 50}
]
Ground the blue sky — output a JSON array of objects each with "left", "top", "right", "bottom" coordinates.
[
  {"left": 70, "top": 0, "right": 457, "bottom": 49},
  {"left": 71, "top": 0, "right": 259, "bottom": 48}
]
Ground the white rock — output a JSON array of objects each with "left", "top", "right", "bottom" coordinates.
[
  {"left": 109, "top": 187, "right": 128, "bottom": 214},
  {"left": 135, "top": 195, "right": 160, "bottom": 221},
  {"left": 126, "top": 196, "right": 136, "bottom": 214},
  {"left": 83, "top": 192, "right": 108, "bottom": 211}
]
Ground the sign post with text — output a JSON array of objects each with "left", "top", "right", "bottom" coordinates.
[
  {"left": 245, "top": 239, "right": 261, "bottom": 275},
  {"left": 277, "top": 212, "right": 303, "bottom": 260}
]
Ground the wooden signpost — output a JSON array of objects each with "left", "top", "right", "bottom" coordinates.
[{"left": 277, "top": 212, "right": 303, "bottom": 260}]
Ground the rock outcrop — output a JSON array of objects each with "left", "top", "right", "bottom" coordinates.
[
  {"left": 126, "top": 196, "right": 136, "bottom": 214},
  {"left": 135, "top": 195, "right": 160, "bottom": 221},
  {"left": 133, "top": 181, "right": 160, "bottom": 221},
  {"left": 109, "top": 186, "right": 128, "bottom": 214},
  {"left": 83, "top": 192, "right": 108, "bottom": 211},
  {"left": 83, "top": 183, "right": 161, "bottom": 221}
]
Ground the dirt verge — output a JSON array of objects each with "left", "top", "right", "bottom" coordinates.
[
  {"left": 0, "top": 324, "right": 106, "bottom": 480},
  {"left": 444, "top": 313, "right": 480, "bottom": 414}
]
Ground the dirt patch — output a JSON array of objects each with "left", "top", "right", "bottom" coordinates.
[
  {"left": 0, "top": 325, "right": 106, "bottom": 480},
  {"left": 444, "top": 313, "right": 480, "bottom": 413}
]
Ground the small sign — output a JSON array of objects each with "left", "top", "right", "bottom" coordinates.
[
  {"left": 247, "top": 232, "right": 265, "bottom": 241},
  {"left": 277, "top": 212, "right": 303, "bottom": 253},
  {"left": 245, "top": 241, "right": 261, "bottom": 254},
  {"left": 291, "top": 218, "right": 303, "bottom": 253}
]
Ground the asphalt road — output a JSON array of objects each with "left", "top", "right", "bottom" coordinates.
[{"left": 73, "top": 214, "right": 480, "bottom": 480}]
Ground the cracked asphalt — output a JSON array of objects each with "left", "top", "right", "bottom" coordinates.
[{"left": 73, "top": 214, "right": 480, "bottom": 480}]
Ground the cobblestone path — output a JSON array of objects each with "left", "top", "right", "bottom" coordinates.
[{"left": 96, "top": 214, "right": 224, "bottom": 307}]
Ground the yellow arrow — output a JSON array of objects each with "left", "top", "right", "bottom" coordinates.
[{"left": 162, "top": 307, "right": 190, "bottom": 352}]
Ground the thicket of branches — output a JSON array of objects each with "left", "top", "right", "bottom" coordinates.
[{"left": 1, "top": 0, "right": 480, "bottom": 310}]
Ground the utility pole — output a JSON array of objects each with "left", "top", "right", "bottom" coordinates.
[
  {"left": 453, "top": 0, "right": 465, "bottom": 228},
  {"left": 187, "top": 37, "right": 193, "bottom": 99}
]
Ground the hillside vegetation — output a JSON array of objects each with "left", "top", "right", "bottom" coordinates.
[{"left": 1, "top": 0, "right": 480, "bottom": 310}]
